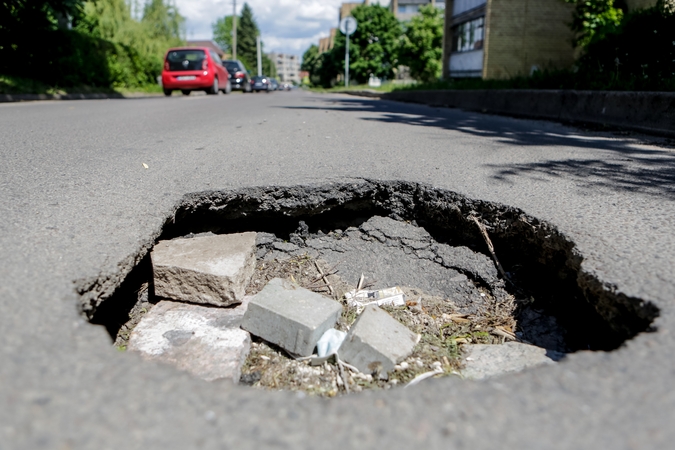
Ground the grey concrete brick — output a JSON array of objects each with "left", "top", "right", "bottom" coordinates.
[
  {"left": 128, "top": 300, "right": 252, "bottom": 382},
  {"left": 338, "top": 305, "right": 419, "bottom": 378},
  {"left": 241, "top": 278, "right": 343, "bottom": 356},
  {"left": 152, "top": 232, "right": 257, "bottom": 307}
]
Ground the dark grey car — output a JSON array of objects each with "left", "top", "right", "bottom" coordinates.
[
  {"left": 222, "top": 60, "right": 252, "bottom": 92},
  {"left": 251, "top": 75, "right": 272, "bottom": 92}
]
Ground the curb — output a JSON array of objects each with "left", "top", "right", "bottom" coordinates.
[
  {"left": 0, "top": 92, "right": 164, "bottom": 103},
  {"left": 340, "top": 89, "right": 675, "bottom": 138}
]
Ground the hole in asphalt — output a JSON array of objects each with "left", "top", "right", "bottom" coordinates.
[{"left": 84, "top": 180, "right": 659, "bottom": 394}]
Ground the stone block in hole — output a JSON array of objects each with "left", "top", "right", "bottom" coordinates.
[
  {"left": 128, "top": 300, "right": 252, "bottom": 382},
  {"left": 338, "top": 305, "right": 420, "bottom": 378},
  {"left": 240, "top": 278, "right": 343, "bottom": 357},
  {"left": 152, "top": 232, "right": 256, "bottom": 307}
]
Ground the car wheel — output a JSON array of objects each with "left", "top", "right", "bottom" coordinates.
[
  {"left": 245, "top": 83, "right": 252, "bottom": 93},
  {"left": 181, "top": 90, "right": 191, "bottom": 96},
  {"left": 208, "top": 77, "right": 219, "bottom": 95},
  {"left": 163, "top": 89, "right": 172, "bottom": 96},
  {"left": 223, "top": 81, "right": 232, "bottom": 94}
]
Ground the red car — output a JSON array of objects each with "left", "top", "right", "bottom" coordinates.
[{"left": 161, "top": 47, "right": 232, "bottom": 96}]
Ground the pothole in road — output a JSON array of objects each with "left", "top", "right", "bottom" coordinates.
[{"left": 81, "top": 181, "right": 658, "bottom": 396}]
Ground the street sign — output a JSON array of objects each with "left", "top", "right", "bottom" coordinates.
[
  {"left": 339, "top": 17, "right": 357, "bottom": 87},
  {"left": 339, "top": 17, "right": 357, "bottom": 36}
]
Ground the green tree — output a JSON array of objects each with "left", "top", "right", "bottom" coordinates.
[
  {"left": 399, "top": 4, "right": 443, "bottom": 83},
  {"left": 142, "top": 0, "right": 184, "bottom": 43},
  {"left": 1, "top": 0, "right": 84, "bottom": 34},
  {"left": 212, "top": 15, "right": 234, "bottom": 54},
  {"left": 216, "top": 4, "right": 275, "bottom": 75},
  {"left": 327, "top": 4, "right": 401, "bottom": 84},
  {"left": 564, "top": 0, "right": 625, "bottom": 48},
  {"left": 237, "top": 3, "right": 258, "bottom": 69}
]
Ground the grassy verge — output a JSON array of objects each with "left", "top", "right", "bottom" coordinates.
[{"left": 0, "top": 74, "right": 162, "bottom": 96}]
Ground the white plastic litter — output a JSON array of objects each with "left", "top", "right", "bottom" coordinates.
[
  {"left": 404, "top": 368, "right": 444, "bottom": 388},
  {"left": 316, "top": 328, "right": 347, "bottom": 358},
  {"left": 344, "top": 286, "right": 406, "bottom": 311}
]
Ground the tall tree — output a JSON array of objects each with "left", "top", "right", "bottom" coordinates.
[
  {"left": 142, "top": 0, "right": 184, "bottom": 42},
  {"left": 214, "top": 4, "right": 275, "bottom": 75},
  {"left": 399, "top": 4, "right": 443, "bottom": 83},
  {"left": 212, "top": 15, "right": 234, "bottom": 54},
  {"left": 327, "top": 4, "right": 401, "bottom": 84},
  {"left": 237, "top": 3, "right": 258, "bottom": 69}
]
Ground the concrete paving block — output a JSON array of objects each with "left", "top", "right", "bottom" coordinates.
[
  {"left": 128, "top": 300, "right": 252, "bottom": 382},
  {"left": 338, "top": 305, "right": 420, "bottom": 378},
  {"left": 152, "top": 232, "right": 257, "bottom": 307},
  {"left": 241, "top": 278, "right": 343, "bottom": 356},
  {"left": 461, "top": 342, "right": 565, "bottom": 380}
]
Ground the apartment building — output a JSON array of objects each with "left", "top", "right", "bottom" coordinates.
[
  {"left": 390, "top": 0, "right": 446, "bottom": 20},
  {"left": 441, "top": 0, "right": 658, "bottom": 80},
  {"left": 340, "top": 0, "right": 369, "bottom": 21},
  {"left": 268, "top": 53, "right": 301, "bottom": 84},
  {"left": 441, "top": 0, "right": 573, "bottom": 79},
  {"left": 318, "top": 28, "right": 337, "bottom": 54}
]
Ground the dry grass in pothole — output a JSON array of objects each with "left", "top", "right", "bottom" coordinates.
[{"left": 241, "top": 254, "right": 517, "bottom": 397}]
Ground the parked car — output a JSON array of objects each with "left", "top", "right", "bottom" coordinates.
[
  {"left": 251, "top": 75, "right": 272, "bottom": 92},
  {"left": 162, "top": 47, "right": 231, "bottom": 96},
  {"left": 221, "top": 60, "right": 251, "bottom": 92},
  {"left": 269, "top": 78, "right": 279, "bottom": 91}
]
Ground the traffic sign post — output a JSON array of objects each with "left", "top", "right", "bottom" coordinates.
[{"left": 339, "top": 17, "right": 357, "bottom": 88}]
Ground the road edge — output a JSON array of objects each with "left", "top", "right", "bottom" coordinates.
[
  {"left": 340, "top": 89, "right": 675, "bottom": 138},
  {"left": 0, "top": 92, "right": 164, "bottom": 103}
]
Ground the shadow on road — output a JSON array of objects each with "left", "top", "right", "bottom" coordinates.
[{"left": 284, "top": 96, "right": 675, "bottom": 199}]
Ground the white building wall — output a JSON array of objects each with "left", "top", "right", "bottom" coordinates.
[
  {"left": 449, "top": 49, "right": 484, "bottom": 77},
  {"left": 269, "top": 53, "right": 301, "bottom": 84}
]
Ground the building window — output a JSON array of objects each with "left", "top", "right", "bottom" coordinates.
[
  {"left": 398, "top": 5, "right": 419, "bottom": 14},
  {"left": 452, "top": 17, "right": 484, "bottom": 52},
  {"left": 436, "top": 1, "right": 446, "bottom": 10}
]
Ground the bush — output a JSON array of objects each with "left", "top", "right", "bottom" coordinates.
[
  {"left": 575, "top": 7, "right": 675, "bottom": 90},
  {"left": 0, "top": 28, "right": 157, "bottom": 89}
]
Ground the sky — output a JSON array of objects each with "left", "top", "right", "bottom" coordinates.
[{"left": 174, "top": 0, "right": 390, "bottom": 58}]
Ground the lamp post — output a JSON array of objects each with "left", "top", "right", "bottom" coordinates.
[{"left": 256, "top": 35, "right": 262, "bottom": 76}]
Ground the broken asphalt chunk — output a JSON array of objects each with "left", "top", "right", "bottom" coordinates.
[
  {"left": 128, "top": 300, "right": 252, "bottom": 382},
  {"left": 151, "top": 232, "right": 257, "bottom": 307},
  {"left": 461, "top": 342, "right": 564, "bottom": 380},
  {"left": 338, "top": 305, "right": 420, "bottom": 379},
  {"left": 240, "top": 278, "right": 343, "bottom": 357}
]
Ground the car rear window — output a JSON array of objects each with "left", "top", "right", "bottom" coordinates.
[
  {"left": 224, "top": 62, "right": 240, "bottom": 73},
  {"left": 165, "top": 50, "right": 205, "bottom": 71}
]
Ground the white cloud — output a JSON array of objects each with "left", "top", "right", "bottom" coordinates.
[{"left": 175, "top": 0, "right": 390, "bottom": 57}]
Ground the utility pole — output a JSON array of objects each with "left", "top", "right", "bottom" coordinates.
[
  {"left": 256, "top": 35, "right": 262, "bottom": 76},
  {"left": 232, "top": 0, "right": 237, "bottom": 60}
]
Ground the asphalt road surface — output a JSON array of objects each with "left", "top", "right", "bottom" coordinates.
[{"left": 1, "top": 90, "right": 674, "bottom": 449}]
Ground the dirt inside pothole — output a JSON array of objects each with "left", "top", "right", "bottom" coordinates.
[
  {"left": 239, "top": 254, "right": 515, "bottom": 397},
  {"left": 111, "top": 215, "right": 539, "bottom": 397}
]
